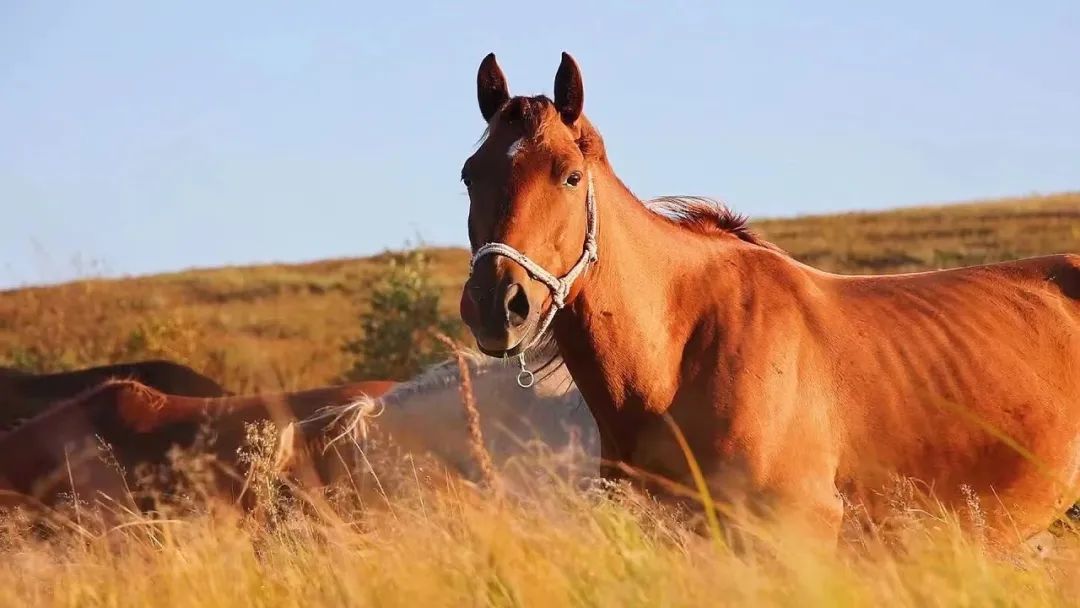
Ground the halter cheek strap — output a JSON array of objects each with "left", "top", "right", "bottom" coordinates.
[{"left": 468, "top": 171, "right": 599, "bottom": 387}]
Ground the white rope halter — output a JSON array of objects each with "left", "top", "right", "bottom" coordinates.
[{"left": 468, "top": 171, "right": 599, "bottom": 388}]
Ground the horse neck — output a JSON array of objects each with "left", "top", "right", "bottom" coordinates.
[{"left": 551, "top": 168, "right": 746, "bottom": 456}]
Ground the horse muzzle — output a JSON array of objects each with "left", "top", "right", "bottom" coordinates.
[{"left": 459, "top": 274, "right": 541, "bottom": 356}]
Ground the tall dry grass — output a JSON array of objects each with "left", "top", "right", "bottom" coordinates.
[
  {"left": 2, "top": 449, "right": 1079, "bottom": 607},
  {"left": 2, "top": 354, "right": 1080, "bottom": 607}
]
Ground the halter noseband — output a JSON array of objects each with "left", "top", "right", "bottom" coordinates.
[{"left": 468, "top": 171, "right": 599, "bottom": 387}]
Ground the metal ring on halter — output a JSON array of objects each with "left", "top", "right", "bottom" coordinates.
[
  {"left": 516, "top": 369, "right": 535, "bottom": 389},
  {"left": 516, "top": 353, "right": 536, "bottom": 388}
]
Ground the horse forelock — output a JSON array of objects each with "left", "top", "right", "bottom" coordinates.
[
  {"left": 476, "top": 95, "right": 605, "bottom": 160},
  {"left": 496, "top": 95, "right": 555, "bottom": 136},
  {"left": 475, "top": 96, "right": 549, "bottom": 149},
  {"left": 646, "top": 196, "right": 787, "bottom": 254}
]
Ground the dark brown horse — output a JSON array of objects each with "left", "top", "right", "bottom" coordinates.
[
  {"left": 0, "top": 379, "right": 394, "bottom": 513},
  {"left": 0, "top": 359, "right": 228, "bottom": 431},
  {"left": 457, "top": 52, "right": 1080, "bottom": 546}
]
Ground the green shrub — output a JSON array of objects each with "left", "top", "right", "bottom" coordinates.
[{"left": 341, "top": 248, "right": 461, "bottom": 381}]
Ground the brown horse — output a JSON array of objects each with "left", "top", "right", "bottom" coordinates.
[
  {"left": 0, "top": 380, "right": 399, "bottom": 514},
  {"left": 457, "top": 52, "right": 1080, "bottom": 546},
  {"left": 0, "top": 379, "right": 394, "bottom": 513},
  {"left": 0, "top": 359, "right": 229, "bottom": 431}
]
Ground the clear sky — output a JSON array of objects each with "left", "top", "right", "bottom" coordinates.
[{"left": 2, "top": 1, "right": 1077, "bottom": 288}]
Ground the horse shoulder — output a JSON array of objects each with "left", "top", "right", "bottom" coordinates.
[{"left": 665, "top": 252, "right": 841, "bottom": 483}]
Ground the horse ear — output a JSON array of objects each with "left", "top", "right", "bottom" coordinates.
[
  {"left": 553, "top": 52, "right": 584, "bottom": 124},
  {"left": 477, "top": 53, "right": 510, "bottom": 123}
]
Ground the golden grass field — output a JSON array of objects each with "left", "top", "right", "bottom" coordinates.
[{"left": 1, "top": 191, "right": 1079, "bottom": 607}]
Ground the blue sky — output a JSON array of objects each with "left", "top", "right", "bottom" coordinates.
[{"left": 1, "top": 1, "right": 1077, "bottom": 288}]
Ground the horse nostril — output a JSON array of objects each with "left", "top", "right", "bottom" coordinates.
[{"left": 503, "top": 283, "right": 531, "bottom": 328}]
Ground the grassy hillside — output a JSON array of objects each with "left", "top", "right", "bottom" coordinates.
[
  {"left": 1, "top": 192, "right": 1077, "bottom": 391},
  {"left": 757, "top": 191, "right": 1079, "bottom": 273}
]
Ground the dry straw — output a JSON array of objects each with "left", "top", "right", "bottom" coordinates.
[{"left": 434, "top": 332, "right": 499, "bottom": 493}]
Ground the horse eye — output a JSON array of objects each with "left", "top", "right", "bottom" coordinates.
[
  {"left": 461, "top": 172, "right": 472, "bottom": 188},
  {"left": 565, "top": 171, "right": 583, "bottom": 187}
]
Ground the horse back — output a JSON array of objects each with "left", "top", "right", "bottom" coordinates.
[{"left": 819, "top": 253, "right": 1080, "bottom": 521}]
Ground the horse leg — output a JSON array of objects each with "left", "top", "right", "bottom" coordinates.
[{"left": 747, "top": 464, "right": 846, "bottom": 552}]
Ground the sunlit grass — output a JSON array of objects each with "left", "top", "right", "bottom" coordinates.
[{"left": 2, "top": 457, "right": 1078, "bottom": 608}]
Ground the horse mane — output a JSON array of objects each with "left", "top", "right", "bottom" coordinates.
[
  {"left": 376, "top": 342, "right": 568, "bottom": 406},
  {"left": 299, "top": 349, "right": 509, "bottom": 435},
  {"left": 302, "top": 344, "right": 571, "bottom": 448},
  {"left": 380, "top": 349, "right": 494, "bottom": 406},
  {"left": 646, "top": 196, "right": 787, "bottom": 254}
]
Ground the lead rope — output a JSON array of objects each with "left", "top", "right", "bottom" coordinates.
[{"left": 469, "top": 171, "right": 599, "bottom": 388}]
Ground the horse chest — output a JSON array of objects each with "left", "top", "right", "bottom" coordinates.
[{"left": 622, "top": 375, "right": 837, "bottom": 493}]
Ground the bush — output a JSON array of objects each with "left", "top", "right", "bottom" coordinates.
[{"left": 341, "top": 248, "right": 462, "bottom": 381}]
